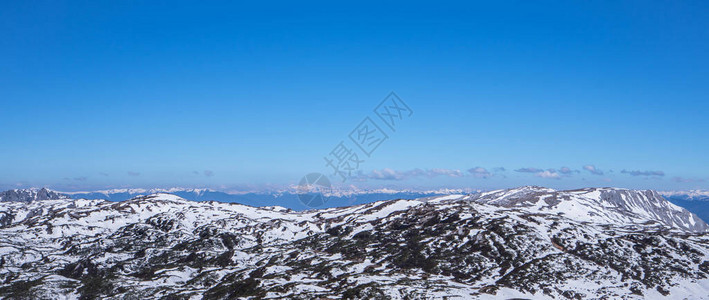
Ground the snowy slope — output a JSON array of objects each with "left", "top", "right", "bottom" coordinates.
[
  {"left": 467, "top": 186, "right": 709, "bottom": 233},
  {"left": 0, "top": 189, "right": 708, "bottom": 299}
]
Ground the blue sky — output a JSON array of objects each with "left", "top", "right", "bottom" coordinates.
[{"left": 1, "top": 1, "right": 708, "bottom": 192}]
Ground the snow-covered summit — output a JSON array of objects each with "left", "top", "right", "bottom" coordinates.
[{"left": 465, "top": 186, "right": 709, "bottom": 233}]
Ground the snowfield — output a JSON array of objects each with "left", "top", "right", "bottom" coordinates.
[{"left": 1, "top": 187, "right": 709, "bottom": 299}]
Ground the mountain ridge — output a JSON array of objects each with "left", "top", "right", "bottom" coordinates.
[
  {"left": 3, "top": 186, "right": 706, "bottom": 232},
  {"left": 467, "top": 186, "right": 709, "bottom": 233},
  {"left": 0, "top": 188, "right": 69, "bottom": 202},
  {"left": 1, "top": 187, "right": 709, "bottom": 298}
]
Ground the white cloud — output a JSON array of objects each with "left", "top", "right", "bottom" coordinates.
[
  {"left": 535, "top": 170, "right": 561, "bottom": 179},
  {"left": 621, "top": 170, "right": 664, "bottom": 177},
  {"left": 515, "top": 167, "right": 544, "bottom": 173},
  {"left": 558, "top": 167, "right": 578, "bottom": 174},
  {"left": 583, "top": 165, "right": 604, "bottom": 175},
  {"left": 429, "top": 168, "right": 464, "bottom": 178},
  {"left": 468, "top": 167, "right": 492, "bottom": 178}
]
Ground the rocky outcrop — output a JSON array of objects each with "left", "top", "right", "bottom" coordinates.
[{"left": 0, "top": 188, "right": 68, "bottom": 202}]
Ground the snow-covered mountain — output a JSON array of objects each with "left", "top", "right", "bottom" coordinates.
[
  {"left": 468, "top": 186, "right": 709, "bottom": 233},
  {"left": 661, "top": 191, "right": 709, "bottom": 232},
  {"left": 1, "top": 187, "right": 708, "bottom": 299},
  {"left": 0, "top": 188, "right": 68, "bottom": 203},
  {"left": 63, "top": 188, "right": 452, "bottom": 210}
]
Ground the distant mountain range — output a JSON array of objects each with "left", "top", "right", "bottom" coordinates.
[
  {"left": 62, "top": 188, "right": 455, "bottom": 210},
  {"left": 56, "top": 187, "right": 709, "bottom": 223},
  {"left": 5, "top": 187, "right": 709, "bottom": 223},
  {"left": 1, "top": 187, "right": 708, "bottom": 298}
]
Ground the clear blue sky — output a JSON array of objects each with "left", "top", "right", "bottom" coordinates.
[{"left": 1, "top": 1, "right": 708, "bottom": 192}]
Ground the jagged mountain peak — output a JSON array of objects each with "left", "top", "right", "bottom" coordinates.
[{"left": 0, "top": 188, "right": 69, "bottom": 202}]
